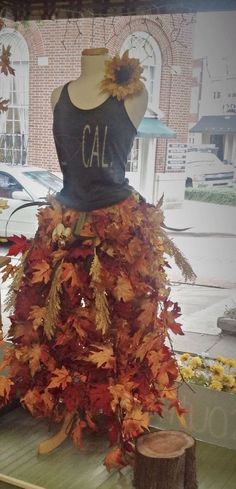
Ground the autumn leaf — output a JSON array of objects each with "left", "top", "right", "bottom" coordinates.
[
  {"left": 72, "top": 418, "right": 87, "bottom": 447},
  {"left": 122, "top": 404, "right": 149, "bottom": 440},
  {"left": 88, "top": 344, "right": 115, "bottom": 369},
  {"left": 104, "top": 447, "right": 127, "bottom": 471},
  {"left": 109, "top": 383, "right": 134, "bottom": 413},
  {"left": 0, "top": 44, "right": 15, "bottom": 76},
  {"left": 28, "top": 305, "right": 46, "bottom": 330},
  {"left": 21, "top": 388, "right": 42, "bottom": 416},
  {"left": 137, "top": 299, "right": 156, "bottom": 328},
  {"left": 31, "top": 260, "right": 51, "bottom": 284},
  {"left": 0, "top": 376, "right": 14, "bottom": 400},
  {"left": 61, "top": 262, "right": 81, "bottom": 288},
  {"left": 135, "top": 333, "right": 161, "bottom": 362},
  {"left": 114, "top": 273, "right": 135, "bottom": 302},
  {"left": 28, "top": 344, "right": 42, "bottom": 375},
  {"left": 86, "top": 412, "right": 98, "bottom": 432},
  {"left": 48, "top": 366, "right": 72, "bottom": 390},
  {"left": 7, "top": 234, "right": 31, "bottom": 256},
  {"left": 0, "top": 97, "right": 9, "bottom": 113}
]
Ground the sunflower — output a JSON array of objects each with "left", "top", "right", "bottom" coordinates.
[{"left": 101, "top": 50, "right": 145, "bottom": 101}]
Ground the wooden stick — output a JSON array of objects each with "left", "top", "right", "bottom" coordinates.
[{"left": 0, "top": 473, "right": 46, "bottom": 489}]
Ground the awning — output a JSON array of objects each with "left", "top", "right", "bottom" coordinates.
[
  {"left": 190, "top": 115, "right": 236, "bottom": 134},
  {"left": 137, "top": 118, "right": 176, "bottom": 139}
]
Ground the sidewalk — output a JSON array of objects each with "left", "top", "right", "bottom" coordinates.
[{"left": 164, "top": 199, "right": 236, "bottom": 236}]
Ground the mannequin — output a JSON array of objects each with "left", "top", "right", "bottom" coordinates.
[
  {"left": 38, "top": 47, "right": 147, "bottom": 455},
  {"left": 51, "top": 47, "right": 148, "bottom": 128}
]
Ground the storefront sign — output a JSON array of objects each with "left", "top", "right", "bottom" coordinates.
[{"left": 166, "top": 143, "right": 188, "bottom": 172}]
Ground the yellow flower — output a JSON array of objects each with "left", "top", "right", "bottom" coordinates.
[
  {"left": 181, "top": 366, "right": 194, "bottom": 379},
  {"left": 190, "top": 356, "right": 202, "bottom": 369},
  {"left": 210, "top": 364, "right": 225, "bottom": 378},
  {"left": 101, "top": 50, "right": 145, "bottom": 101},
  {"left": 209, "top": 380, "right": 223, "bottom": 391},
  {"left": 180, "top": 353, "right": 190, "bottom": 362},
  {"left": 222, "top": 374, "right": 235, "bottom": 388},
  {"left": 216, "top": 356, "right": 227, "bottom": 364},
  {"left": 224, "top": 358, "right": 236, "bottom": 369}
]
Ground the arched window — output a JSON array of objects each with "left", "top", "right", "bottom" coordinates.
[
  {"left": 121, "top": 32, "right": 162, "bottom": 110},
  {"left": 0, "top": 28, "right": 29, "bottom": 165}
]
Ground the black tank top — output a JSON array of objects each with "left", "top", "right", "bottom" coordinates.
[{"left": 53, "top": 83, "right": 137, "bottom": 211}]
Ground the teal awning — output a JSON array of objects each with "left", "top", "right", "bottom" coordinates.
[{"left": 137, "top": 118, "right": 176, "bottom": 139}]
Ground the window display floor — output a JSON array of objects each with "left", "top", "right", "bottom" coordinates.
[{"left": 0, "top": 408, "right": 235, "bottom": 489}]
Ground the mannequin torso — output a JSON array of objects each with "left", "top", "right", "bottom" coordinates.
[{"left": 51, "top": 48, "right": 148, "bottom": 129}]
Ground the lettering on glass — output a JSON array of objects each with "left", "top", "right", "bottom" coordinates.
[{"left": 82, "top": 124, "right": 111, "bottom": 168}]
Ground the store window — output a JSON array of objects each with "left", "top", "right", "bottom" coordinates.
[
  {"left": 0, "top": 28, "right": 29, "bottom": 165},
  {"left": 121, "top": 31, "right": 161, "bottom": 110}
]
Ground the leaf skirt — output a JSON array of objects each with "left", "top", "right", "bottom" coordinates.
[{"left": 0, "top": 193, "right": 193, "bottom": 457}]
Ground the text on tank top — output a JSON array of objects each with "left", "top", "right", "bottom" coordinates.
[{"left": 53, "top": 82, "right": 137, "bottom": 211}]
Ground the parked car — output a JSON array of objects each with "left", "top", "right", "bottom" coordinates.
[
  {"left": 185, "top": 151, "right": 235, "bottom": 188},
  {"left": 0, "top": 164, "right": 63, "bottom": 239}
]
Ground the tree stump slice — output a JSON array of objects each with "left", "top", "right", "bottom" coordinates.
[{"left": 133, "top": 430, "right": 198, "bottom": 489}]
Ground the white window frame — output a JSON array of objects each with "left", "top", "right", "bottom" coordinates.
[{"left": 0, "top": 28, "right": 29, "bottom": 165}]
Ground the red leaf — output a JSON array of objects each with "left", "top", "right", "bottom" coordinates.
[
  {"left": 8, "top": 234, "right": 31, "bottom": 256},
  {"left": 89, "top": 383, "right": 113, "bottom": 415}
]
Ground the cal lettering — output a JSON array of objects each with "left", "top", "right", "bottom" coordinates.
[
  {"left": 90, "top": 125, "right": 100, "bottom": 167},
  {"left": 82, "top": 124, "right": 91, "bottom": 167}
]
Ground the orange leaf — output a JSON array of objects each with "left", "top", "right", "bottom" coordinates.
[
  {"left": 48, "top": 366, "right": 72, "bottom": 390},
  {"left": 31, "top": 260, "right": 51, "bottom": 284},
  {"left": 88, "top": 344, "right": 115, "bottom": 369},
  {"left": 85, "top": 412, "right": 98, "bottom": 432},
  {"left": 28, "top": 306, "right": 46, "bottom": 330},
  {"left": 72, "top": 418, "right": 87, "bottom": 447},
  {"left": 146, "top": 350, "right": 162, "bottom": 378},
  {"left": 0, "top": 376, "right": 14, "bottom": 400},
  {"left": 104, "top": 447, "right": 127, "bottom": 471},
  {"left": 21, "top": 388, "right": 42, "bottom": 415},
  {"left": 28, "top": 344, "right": 42, "bottom": 375},
  {"left": 123, "top": 404, "right": 149, "bottom": 440},
  {"left": 114, "top": 273, "right": 135, "bottom": 302},
  {"left": 137, "top": 299, "right": 156, "bottom": 327},
  {"left": 61, "top": 262, "right": 81, "bottom": 288},
  {"left": 135, "top": 333, "right": 161, "bottom": 362}
]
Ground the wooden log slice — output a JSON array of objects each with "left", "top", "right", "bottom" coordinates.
[{"left": 133, "top": 430, "right": 198, "bottom": 489}]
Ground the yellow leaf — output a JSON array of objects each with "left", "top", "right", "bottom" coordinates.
[
  {"left": 28, "top": 306, "right": 47, "bottom": 330},
  {"left": 114, "top": 273, "right": 135, "bottom": 302},
  {"left": 88, "top": 344, "right": 115, "bottom": 369}
]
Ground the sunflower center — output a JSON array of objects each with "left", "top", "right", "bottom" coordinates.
[{"left": 114, "top": 65, "right": 134, "bottom": 85}]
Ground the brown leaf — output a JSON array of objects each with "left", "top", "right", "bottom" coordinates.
[
  {"left": 0, "top": 97, "right": 9, "bottom": 112},
  {"left": 0, "top": 45, "right": 15, "bottom": 76},
  {"left": 31, "top": 260, "right": 51, "bottom": 284}
]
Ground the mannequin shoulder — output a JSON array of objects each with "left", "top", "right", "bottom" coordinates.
[
  {"left": 124, "top": 86, "right": 148, "bottom": 129},
  {"left": 51, "top": 84, "right": 65, "bottom": 110}
]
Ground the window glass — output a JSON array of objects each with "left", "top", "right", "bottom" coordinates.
[{"left": 23, "top": 171, "right": 63, "bottom": 193}]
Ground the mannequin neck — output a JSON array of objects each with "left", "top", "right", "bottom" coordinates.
[{"left": 80, "top": 48, "right": 108, "bottom": 79}]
